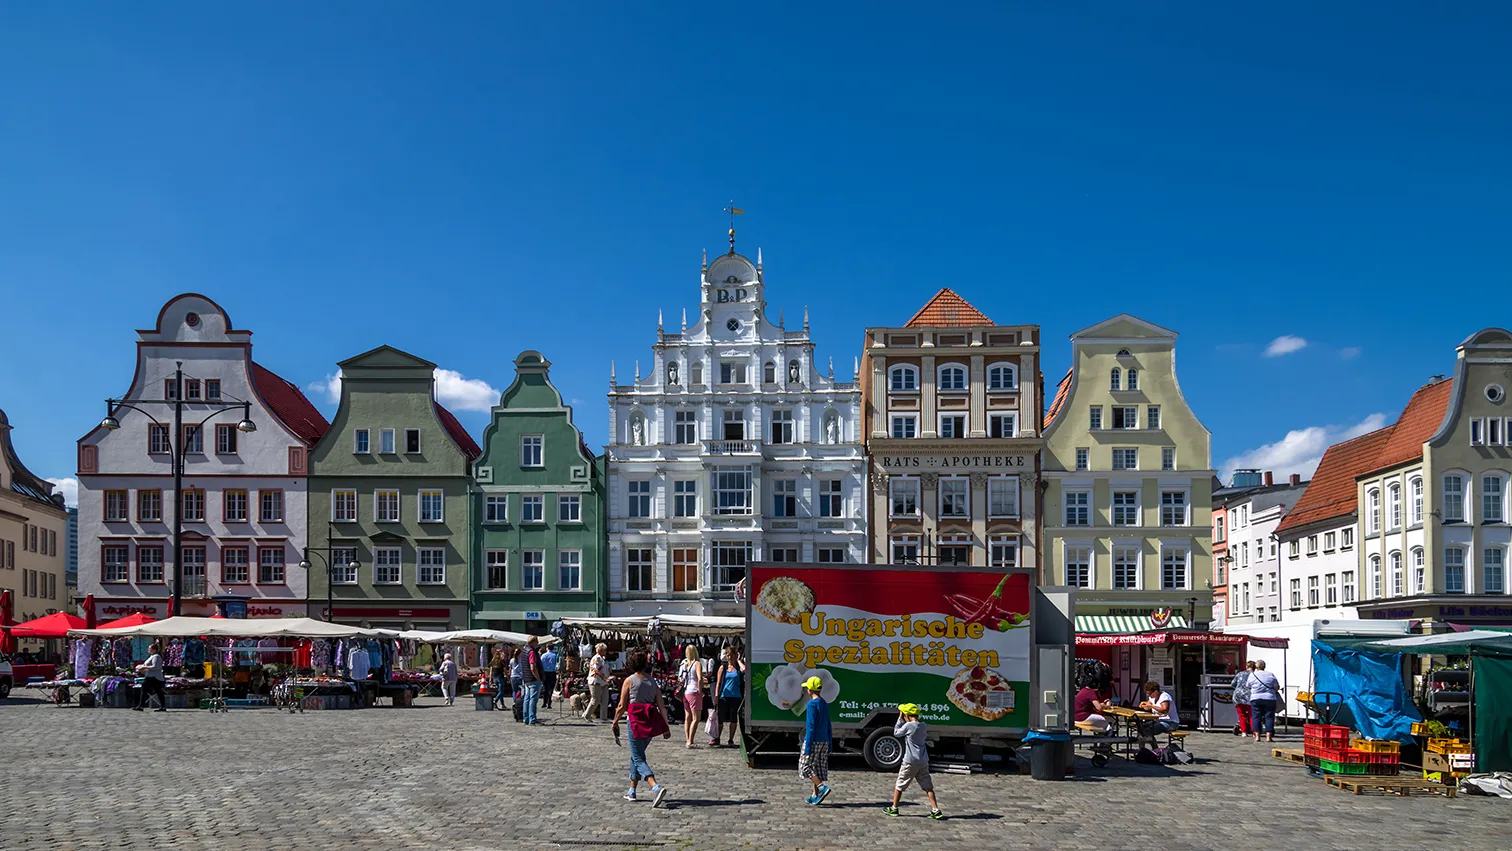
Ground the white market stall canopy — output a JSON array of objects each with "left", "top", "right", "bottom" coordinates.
[
  {"left": 398, "top": 628, "right": 558, "bottom": 646},
  {"left": 68, "top": 616, "right": 392, "bottom": 639},
  {"left": 560, "top": 615, "right": 745, "bottom": 637}
]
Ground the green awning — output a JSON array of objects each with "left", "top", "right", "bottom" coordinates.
[{"left": 1076, "top": 614, "right": 1190, "bottom": 633}]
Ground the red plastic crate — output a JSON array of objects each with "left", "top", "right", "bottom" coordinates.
[
  {"left": 1320, "top": 746, "right": 1367, "bottom": 764},
  {"left": 1305, "top": 723, "right": 1350, "bottom": 743},
  {"left": 1304, "top": 742, "right": 1324, "bottom": 757}
]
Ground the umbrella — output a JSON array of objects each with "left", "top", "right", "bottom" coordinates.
[
  {"left": 0, "top": 590, "right": 15, "bottom": 655},
  {"left": 96, "top": 612, "right": 157, "bottom": 630},
  {"left": 8, "top": 611, "right": 87, "bottom": 638},
  {"left": 82, "top": 594, "right": 96, "bottom": 630}
]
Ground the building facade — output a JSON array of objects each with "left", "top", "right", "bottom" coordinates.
[
  {"left": 1214, "top": 473, "right": 1308, "bottom": 627},
  {"left": 76, "top": 295, "right": 328, "bottom": 621},
  {"left": 307, "top": 346, "right": 480, "bottom": 630},
  {"left": 1, "top": 408, "right": 70, "bottom": 644},
  {"left": 472, "top": 351, "right": 606, "bottom": 632},
  {"left": 860, "top": 289, "right": 1042, "bottom": 571},
  {"left": 1041, "top": 314, "right": 1215, "bottom": 629},
  {"left": 1353, "top": 329, "right": 1512, "bottom": 629},
  {"left": 605, "top": 243, "right": 866, "bottom": 615}
]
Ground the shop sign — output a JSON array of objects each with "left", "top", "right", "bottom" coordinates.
[
  {"left": 97, "top": 602, "right": 165, "bottom": 618},
  {"left": 877, "top": 455, "right": 1031, "bottom": 471},
  {"left": 1150, "top": 607, "right": 1174, "bottom": 629},
  {"left": 524, "top": 611, "right": 543, "bottom": 620},
  {"left": 322, "top": 606, "right": 452, "bottom": 619},
  {"left": 1372, "top": 608, "right": 1419, "bottom": 619},
  {"left": 1440, "top": 605, "right": 1512, "bottom": 618},
  {"left": 247, "top": 603, "right": 305, "bottom": 618}
]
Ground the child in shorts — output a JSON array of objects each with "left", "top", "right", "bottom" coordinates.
[
  {"left": 882, "top": 703, "right": 942, "bottom": 819},
  {"left": 798, "top": 676, "right": 832, "bottom": 805}
]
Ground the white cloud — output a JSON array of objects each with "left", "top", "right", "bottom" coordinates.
[
  {"left": 1263, "top": 335, "right": 1309, "bottom": 357},
  {"left": 1339, "top": 346, "right": 1362, "bottom": 360},
  {"left": 434, "top": 369, "right": 500, "bottom": 412},
  {"left": 1220, "top": 413, "right": 1388, "bottom": 483},
  {"left": 46, "top": 477, "right": 79, "bottom": 507},
  {"left": 309, "top": 369, "right": 498, "bottom": 412}
]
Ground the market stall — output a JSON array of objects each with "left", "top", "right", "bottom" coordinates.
[{"left": 559, "top": 615, "right": 744, "bottom": 724}]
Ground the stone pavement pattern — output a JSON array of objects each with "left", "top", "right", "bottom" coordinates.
[{"left": 4, "top": 696, "right": 1510, "bottom": 851}]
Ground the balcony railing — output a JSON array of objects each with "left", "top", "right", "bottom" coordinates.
[
  {"left": 704, "top": 439, "right": 759, "bottom": 455},
  {"left": 180, "top": 575, "right": 207, "bottom": 598}
]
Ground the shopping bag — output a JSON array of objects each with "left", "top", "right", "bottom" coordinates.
[{"left": 705, "top": 707, "right": 720, "bottom": 740}]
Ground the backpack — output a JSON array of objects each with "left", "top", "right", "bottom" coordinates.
[{"left": 1154, "top": 745, "right": 1193, "bottom": 765}]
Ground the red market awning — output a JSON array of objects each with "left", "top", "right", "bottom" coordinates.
[
  {"left": 97, "top": 612, "right": 158, "bottom": 630},
  {"left": 1076, "top": 630, "right": 1289, "bottom": 649},
  {"left": 7, "top": 611, "right": 87, "bottom": 638}
]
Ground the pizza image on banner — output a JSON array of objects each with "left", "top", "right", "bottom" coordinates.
[{"left": 747, "top": 565, "right": 1032, "bottom": 730}]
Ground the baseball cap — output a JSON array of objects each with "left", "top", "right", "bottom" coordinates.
[
  {"left": 803, "top": 676, "right": 823, "bottom": 690},
  {"left": 897, "top": 702, "right": 920, "bottom": 715}
]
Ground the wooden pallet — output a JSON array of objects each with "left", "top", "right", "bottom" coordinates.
[
  {"left": 1272, "top": 748, "right": 1306, "bottom": 764},
  {"left": 1325, "top": 775, "right": 1457, "bottom": 798}
]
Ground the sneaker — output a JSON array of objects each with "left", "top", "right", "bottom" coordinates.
[
  {"left": 814, "top": 785, "right": 831, "bottom": 805},
  {"left": 651, "top": 785, "right": 668, "bottom": 808},
  {"left": 928, "top": 809, "right": 944, "bottom": 820},
  {"left": 804, "top": 794, "right": 819, "bottom": 805},
  {"left": 623, "top": 789, "right": 638, "bottom": 802},
  {"left": 882, "top": 806, "right": 900, "bottom": 817}
]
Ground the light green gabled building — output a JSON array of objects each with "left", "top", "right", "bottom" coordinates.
[
  {"left": 307, "top": 346, "right": 481, "bottom": 630},
  {"left": 471, "top": 351, "right": 605, "bottom": 631}
]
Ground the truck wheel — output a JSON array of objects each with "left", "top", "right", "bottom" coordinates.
[
  {"left": 0, "top": 679, "right": 10, "bottom": 700},
  {"left": 864, "top": 727, "right": 905, "bottom": 772}
]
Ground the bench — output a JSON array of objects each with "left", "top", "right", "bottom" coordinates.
[{"left": 1073, "top": 720, "right": 1136, "bottom": 767}]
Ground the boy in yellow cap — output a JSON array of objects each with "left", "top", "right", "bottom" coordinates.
[
  {"left": 799, "top": 676, "right": 832, "bottom": 805},
  {"left": 883, "top": 703, "right": 942, "bottom": 819}
]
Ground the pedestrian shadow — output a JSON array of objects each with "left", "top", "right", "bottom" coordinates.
[{"left": 659, "top": 799, "right": 766, "bottom": 809}]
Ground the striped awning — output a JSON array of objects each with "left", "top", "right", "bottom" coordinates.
[{"left": 1076, "top": 614, "right": 1190, "bottom": 634}]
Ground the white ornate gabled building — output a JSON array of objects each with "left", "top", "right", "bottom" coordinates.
[{"left": 605, "top": 241, "right": 866, "bottom": 615}]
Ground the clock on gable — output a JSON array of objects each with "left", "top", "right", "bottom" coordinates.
[{"left": 727, "top": 318, "right": 742, "bottom": 333}]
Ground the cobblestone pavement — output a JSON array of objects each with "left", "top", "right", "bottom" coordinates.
[{"left": 3, "top": 694, "right": 1509, "bottom": 851}]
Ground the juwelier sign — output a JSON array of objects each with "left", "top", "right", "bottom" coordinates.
[{"left": 876, "top": 455, "right": 1031, "bottom": 471}]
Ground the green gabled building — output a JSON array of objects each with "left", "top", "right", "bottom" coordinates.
[
  {"left": 307, "top": 346, "right": 481, "bottom": 630},
  {"left": 471, "top": 350, "right": 605, "bottom": 631}
]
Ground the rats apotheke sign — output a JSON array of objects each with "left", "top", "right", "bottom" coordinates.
[{"left": 876, "top": 454, "right": 1032, "bottom": 472}]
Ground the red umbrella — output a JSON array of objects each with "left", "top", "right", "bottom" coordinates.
[
  {"left": 0, "top": 590, "right": 15, "bottom": 655},
  {"left": 82, "top": 594, "right": 96, "bottom": 630},
  {"left": 7, "top": 611, "right": 87, "bottom": 638},
  {"left": 96, "top": 612, "right": 157, "bottom": 630}
]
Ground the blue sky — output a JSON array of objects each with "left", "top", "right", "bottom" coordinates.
[{"left": 3, "top": 3, "right": 1509, "bottom": 505}]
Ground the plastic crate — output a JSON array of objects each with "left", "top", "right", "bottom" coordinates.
[
  {"left": 1304, "top": 742, "right": 1325, "bottom": 757},
  {"left": 1366, "top": 762, "right": 1399, "bottom": 776},
  {"left": 1410, "top": 721, "right": 1432, "bottom": 736},
  {"left": 1320, "top": 759, "right": 1369, "bottom": 775},
  {"left": 1427, "top": 738, "right": 1472, "bottom": 755},
  {"left": 1304, "top": 755, "right": 1321, "bottom": 768},
  {"left": 1304, "top": 723, "right": 1350, "bottom": 743},
  {"left": 1351, "top": 738, "right": 1401, "bottom": 755},
  {"left": 1319, "top": 746, "right": 1367, "bottom": 764}
]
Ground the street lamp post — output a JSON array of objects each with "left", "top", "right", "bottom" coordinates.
[
  {"left": 299, "top": 547, "right": 362, "bottom": 622},
  {"left": 101, "top": 361, "right": 256, "bottom": 617}
]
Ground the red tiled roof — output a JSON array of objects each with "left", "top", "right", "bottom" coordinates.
[
  {"left": 435, "top": 403, "right": 482, "bottom": 462},
  {"left": 904, "top": 288, "right": 993, "bottom": 327},
  {"left": 1363, "top": 378, "right": 1453, "bottom": 476},
  {"left": 1274, "top": 426, "right": 1394, "bottom": 534},
  {"left": 251, "top": 362, "right": 329, "bottom": 445},
  {"left": 1044, "top": 367, "right": 1073, "bottom": 427}
]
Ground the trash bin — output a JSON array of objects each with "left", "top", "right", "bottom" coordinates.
[
  {"left": 1023, "top": 729, "right": 1071, "bottom": 781},
  {"left": 475, "top": 691, "right": 493, "bottom": 711}
]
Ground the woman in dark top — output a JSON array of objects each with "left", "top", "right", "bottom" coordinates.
[{"left": 712, "top": 646, "right": 747, "bottom": 747}]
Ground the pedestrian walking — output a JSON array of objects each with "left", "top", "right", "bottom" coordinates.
[
  {"left": 509, "top": 645, "right": 525, "bottom": 722},
  {"left": 439, "top": 653, "right": 459, "bottom": 705},
  {"left": 611, "top": 649, "right": 671, "bottom": 807},
  {"left": 520, "top": 636, "right": 545, "bottom": 725},
  {"left": 798, "top": 676, "right": 832, "bottom": 805},
  {"left": 677, "top": 646, "right": 704, "bottom": 748},
  {"left": 1248, "top": 659, "right": 1284, "bottom": 743},
  {"left": 712, "top": 646, "right": 747, "bottom": 747},
  {"left": 540, "top": 643, "right": 559, "bottom": 709},
  {"left": 1232, "top": 660, "right": 1255, "bottom": 737},
  {"left": 132, "top": 642, "right": 167, "bottom": 712},
  {"left": 882, "top": 703, "right": 942, "bottom": 819},
  {"left": 582, "top": 643, "right": 612, "bottom": 722},
  {"left": 490, "top": 648, "right": 510, "bottom": 710}
]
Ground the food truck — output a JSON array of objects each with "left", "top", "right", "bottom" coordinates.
[{"left": 744, "top": 562, "right": 1074, "bottom": 770}]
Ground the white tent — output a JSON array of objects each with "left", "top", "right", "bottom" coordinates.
[
  {"left": 68, "top": 616, "right": 388, "bottom": 639},
  {"left": 656, "top": 615, "right": 744, "bottom": 637},
  {"left": 414, "top": 629, "right": 557, "bottom": 646}
]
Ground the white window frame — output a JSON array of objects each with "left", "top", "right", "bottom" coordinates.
[
  {"left": 891, "top": 536, "right": 920, "bottom": 565},
  {"left": 1112, "top": 546, "right": 1140, "bottom": 590},
  {"left": 1126, "top": 368, "right": 1138, "bottom": 390},
  {"left": 673, "top": 479, "right": 697, "bottom": 518},
  {"left": 819, "top": 479, "right": 844, "bottom": 518},
  {"left": 1485, "top": 547, "right": 1506, "bottom": 595},
  {"left": 989, "top": 536, "right": 1019, "bottom": 568},
  {"left": 889, "top": 477, "right": 920, "bottom": 518},
  {"left": 354, "top": 429, "right": 370, "bottom": 454},
  {"left": 939, "top": 477, "right": 969, "bottom": 518},
  {"left": 403, "top": 428, "right": 422, "bottom": 454},
  {"left": 937, "top": 363, "right": 967, "bottom": 392},
  {"left": 330, "top": 547, "right": 359, "bottom": 585},
  {"left": 1445, "top": 547, "right": 1466, "bottom": 593},
  {"left": 485, "top": 549, "right": 508, "bottom": 589},
  {"left": 627, "top": 481, "right": 651, "bottom": 519},
  {"left": 1482, "top": 473, "right": 1505, "bottom": 523},
  {"left": 674, "top": 410, "right": 698, "bottom": 444},
  {"left": 522, "top": 493, "right": 545, "bottom": 524},
  {"left": 1342, "top": 570, "right": 1356, "bottom": 603},
  {"left": 1160, "top": 545, "right": 1189, "bottom": 590},
  {"left": 520, "top": 435, "right": 544, "bottom": 468},
  {"left": 417, "top": 547, "right": 446, "bottom": 585},
  {"left": 1443, "top": 475, "right": 1465, "bottom": 522},
  {"left": 1161, "top": 447, "right": 1175, "bottom": 471},
  {"left": 379, "top": 428, "right": 396, "bottom": 454},
  {"left": 374, "top": 547, "right": 402, "bottom": 585},
  {"left": 889, "top": 414, "right": 917, "bottom": 439},
  {"left": 889, "top": 365, "right": 918, "bottom": 393},
  {"left": 988, "top": 412, "right": 1017, "bottom": 439},
  {"left": 1323, "top": 531, "right": 1336, "bottom": 552},
  {"left": 521, "top": 550, "right": 545, "bottom": 591},
  {"left": 418, "top": 489, "right": 444, "bottom": 523},
  {"left": 1112, "top": 448, "right": 1138, "bottom": 470},
  {"left": 987, "top": 476, "right": 1019, "bottom": 519},
  {"left": 1089, "top": 406, "right": 1103, "bottom": 430},
  {"left": 1075, "top": 447, "right": 1089, "bottom": 471},
  {"left": 1288, "top": 539, "right": 1299, "bottom": 559},
  {"left": 1370, "top": 555, "right": 1383, "bottom": 598},
  {"left": 625, "top": 547, "right": 654, "bottom": 592},
  {"left": 558, "top": 494, "right": 582, "bottom": 523},
  {"left": 1324, "top": 573, "right": 1338, "bottom": 605},
  {"left": 1160, "top": 490, "right": 1189, "bottom": 527},
  {"left": 1064, "top": 490, "right": 1090, "bottom": 526},
  {"left": 332, "top": 489, "right": 357, "bottom": 523},
  {"left": 1112, "top": 490, "right": 1140, "bottom": 527},
  {"left": 375, "top": 489, "right": 400, "bottom": 523},
  {"left": 1064, "top": 545, "right": 1092, "bottom": 588},
  {"left": 484, "top": 494, "right": 508, "bottom": 523},
  {"left": 1341, "top": 528, "right": 1354, "bottom": 549},
  {"left": 938, "top": 413, "right": 967, "bottom": 439},
  {"left": 713, "top": 467, "right": 753, "bottom": 516},
  {"left": 1366, "top": 488, "right": 1381, "bottom": 535},
  {"left": 1289, "top": 578, "right": 1303, "bottom": 609},
  {"left": 1147, "top": 406, "right": 1161, "bottom": 430},
  {"left": 1410, "top": 477, "right": 1424, "bottom": 525},
  {"left": 987, "top": 362, "right": 1018, "bottom": 391},
  {"left": 1306, "top": 535, "right": 1318, "bottom": 556},
  {"left": 1112, "top": 406, "right": 1139, "bottom": 430},
  {"left": 771, "top": 478, "right": 798, "bottom": 518},
  {"left": 770, "top": 409, "right": 794, "bottom": 445},
  {"left": 1387, "top": 483, "right": 1402, "bottom": 531},
  {"left": 1109, "top": 368, "right": 1121, "bottom": 392},
  {"left": 558, "top": 549, "right": 582, "bottom": 590},
  {"left": 1390, "top": 550, "right": 1404, "bottom": 597},
  {"left": 1412, "top": 547, "right": 1426, "bottom": 593}
]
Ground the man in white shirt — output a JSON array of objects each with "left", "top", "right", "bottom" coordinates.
[{"left": 1139, "top": 680, "right": 1181, "bottom": 734}]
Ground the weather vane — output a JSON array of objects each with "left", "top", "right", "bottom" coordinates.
[{"left": 724, "top": 200, "right": 744, "bottom": 253}]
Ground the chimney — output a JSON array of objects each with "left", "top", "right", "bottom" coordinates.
[
  {"left": 1290, "top": 473, "right": 1302, "bottom": 486},
  {"left": 1263, "top": 471, "right": 1274, "bottom": 486}
]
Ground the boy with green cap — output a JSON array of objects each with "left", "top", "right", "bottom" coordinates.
[
  {"left": 799, "top": 676, "right": 832, "bottom": 805},
  {"left": 883, "top": 703, "right": 942, "bottom": 819}
]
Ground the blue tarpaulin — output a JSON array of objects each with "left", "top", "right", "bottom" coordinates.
[{"left": 1311, "top": 640, "right": 1421, "bottom": 743}]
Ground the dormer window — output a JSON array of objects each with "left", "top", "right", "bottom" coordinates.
[{"left": 1117, "top": 348, "right": 1132, "bottom": 358}]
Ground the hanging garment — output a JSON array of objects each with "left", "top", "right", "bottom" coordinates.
[
  {"left": 73, "top": 639, "right": 93, "bottom": 679},
  {"left": 184, "top": 639, "right": 205, "bottom": 666},
  {"left": 293, "top": 640, "right": 312, "bottom": 668},
  {"left": 312, "top": 639, "right": 332, "bottom": 671},
  {"left": 349, "top": 646, "right": 371, "bottom": 681},
  {"left": 167, "top": 638, "right": 185, "bottom": 668},
  {"left": 111, "top": 638, "right": 132, "bottom": 669}
]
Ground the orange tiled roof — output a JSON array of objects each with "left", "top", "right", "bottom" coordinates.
[
  {"left": 1274, "top": 426, "right": 1394, "bottom": 534},
  {"left": 1362, "top": 378, "right": 1453, "bottom": 476},
  {"left": 1045, "top": 367, "right": 1073, "bottom": 427},
  {"left": 904, "top": 288, "right": 993, "bottom": 327}
]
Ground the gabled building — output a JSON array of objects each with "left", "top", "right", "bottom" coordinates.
[
  {"left": 472, "top": 351, "right": 606, "bottom": 631},
  {"left": 1, "top": 408, "right": 70, "bottom": 645},
  {"left": 76, "top": 294, "right": 329, "bottom": 620},
  {"left": 1041, "top": 314, "right": 1215, "bottom": 629},
  {"left": 860, "top": 289, "right": 1043, "bottom": 571},
  {"left": 605, "top": 240, "right": 866, "bottom": 615},
  {"left": 307, "top": 346, "right": 481, "bottom": 629},
  {"left": 1214, "top": 472, "right": 1309, "bottom": 627}
]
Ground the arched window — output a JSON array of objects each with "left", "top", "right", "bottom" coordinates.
[
  {"left": 1387, "top": 483, "right": 1402, "bottom": 530},
  {"left": 1117, "top": 348, "right": 1132, "bottom": 358},
  {"left": 1390, "top": 551, "right": 1403, "bottom": 597},
  {"left": 1410, "top": 477, "right": 1423, "bottom": 525},
  {"left": 1411, "top": 547, "right": 1425, "bottom": 593},
  {"left": 1370, "top": 555, "right": 1383, "bottom": 598},
  {"left": 889, "top": 365, "right": 917, "bottom": 392},
  {"left": 987, "top": 362, "right": 1017, "bottom": 391},
  {"left": 1126, "top": 368, "right": 1138, "bottom": 391},
  {"left": 1110, "top": 368, "right": 1121, "bottom": 391},
  {"left": 938, "top": 364, "right": 967, "bottom": 392},
  {"left": 1366, "top": 488, "right": 1381, "bottom": 535},
  {"left": 763, "top": 362, "right": 776, "bottom": 384}
]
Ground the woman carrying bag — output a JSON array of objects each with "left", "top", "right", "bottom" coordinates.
[
  {"left": 711, "top": 646, "right": 747, "bottom": 748},
  {"left": 611, "top": 650, "right": 671, "bottom": 807}
]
